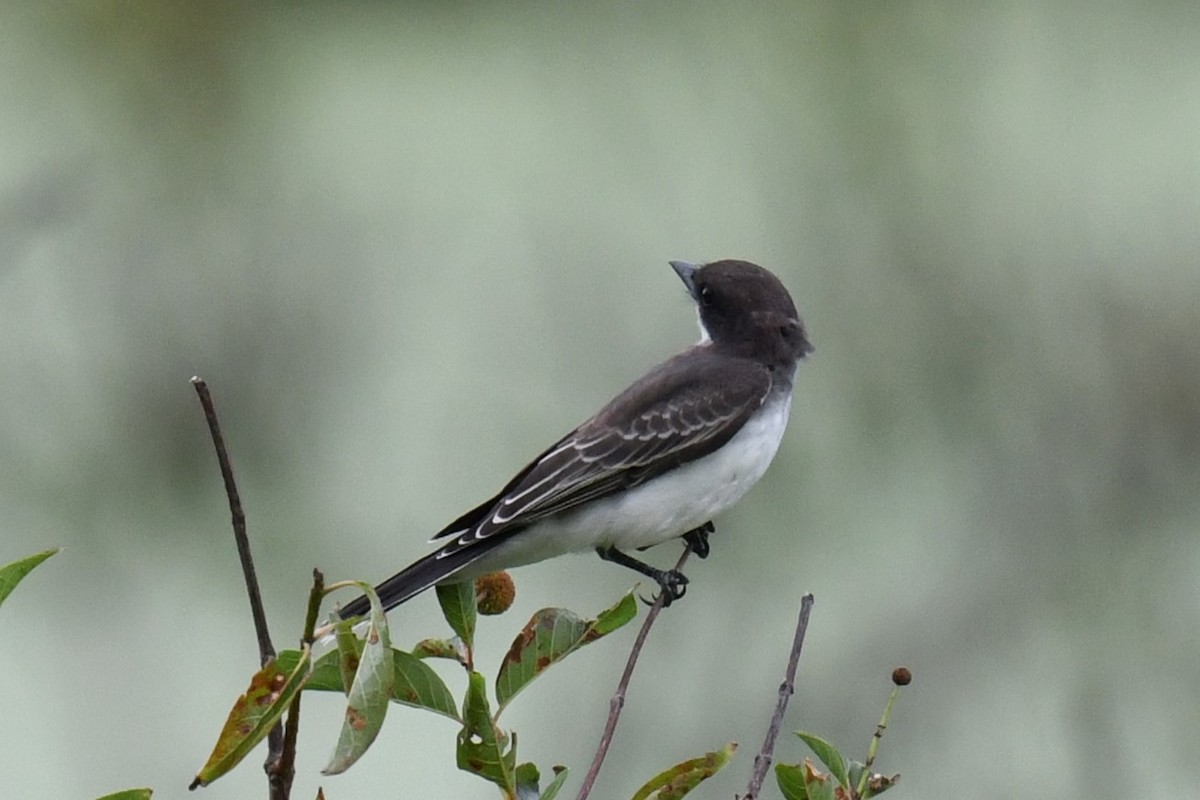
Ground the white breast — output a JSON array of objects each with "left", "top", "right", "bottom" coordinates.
[{"left": 469, "top": 389, "right": 793, "bottom": 574}]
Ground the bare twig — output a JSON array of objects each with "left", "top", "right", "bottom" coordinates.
[
  {"left": 271, "top": 569, "right": 326, "bottom": 799},
  {"left": 191, "top": 376, "right": 284, "bottom": 797},
  {"left": 741, "top": 593, "right": 815, "bottom": 800},
  {"left": 192, "top": 377, "right": 274, "bottom": 662},
  {"left": 574, "top": 546, "right": 693, "bottom": 800}
]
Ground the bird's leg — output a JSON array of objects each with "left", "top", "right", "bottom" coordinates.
[
  {"left": 682, "top": 520, "right": 715, "bottom": 559},
  {"left": 595, "top": 546, "right": 688, "bottom": 606}
]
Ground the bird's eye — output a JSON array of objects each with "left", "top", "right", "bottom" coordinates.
[{"left": 698, "top": 285, "right": 715, "bottom": 307}]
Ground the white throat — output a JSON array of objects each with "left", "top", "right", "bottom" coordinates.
[{"left": 695, "top": 307, "right": 712, "bottom": 345}]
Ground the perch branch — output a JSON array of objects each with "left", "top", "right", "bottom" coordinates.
[
  {"left": 272, "top": 569, "right": 325, "bottom": 799},
  {"left": 191, "top": 376, "right": 284, "bottom": 798},
  {"left": 740, "top": 592, "right": 815, "bottom": 799},
  {"left": 574, "top": 546, "right": 693, "bottom": 800}
]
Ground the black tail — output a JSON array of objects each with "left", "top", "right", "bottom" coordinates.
[{"left": 337, "top": 535, "right": 505, "bottom": 619}]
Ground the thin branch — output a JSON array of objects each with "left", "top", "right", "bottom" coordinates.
[
  {"left": 855, "top": 668, "right": 908, "bottom": 798},
  {"left": 270, "top": 568, "right": 325, "bottom": 799},
  {"left": 192, "top": 377, "right": 274, "bottom": 662},
  {"left": 741, "top": 593, "right": 815, "bottom": 800},
  {"left": 574, "top": 546, "right": 692, "bottom": 800},
  {"left": 191, "top": 376, "right": 284, "bottom": 797}
]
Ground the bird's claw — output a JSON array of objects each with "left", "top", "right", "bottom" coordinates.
[
  {"left": 640, "top": 569, "right": 689, "bottom": 607},
  {"left": 682, "top": 521, "right": 715, "bottom": 559}
]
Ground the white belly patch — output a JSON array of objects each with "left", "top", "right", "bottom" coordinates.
[{"left": 468, "top": 391, "right": 793, "bottom": 573}]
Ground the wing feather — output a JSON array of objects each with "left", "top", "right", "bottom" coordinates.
[{"left": 431, "top": 349, "right": 773, "bottom": 554}]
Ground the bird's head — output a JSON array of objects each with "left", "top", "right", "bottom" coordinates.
[{"left": 670, "top": 259, "right": 813, "bottom": 368}]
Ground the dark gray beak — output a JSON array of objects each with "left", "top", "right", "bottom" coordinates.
[{"left": 669, "top": 260, "right": 698, "bottom": 297}]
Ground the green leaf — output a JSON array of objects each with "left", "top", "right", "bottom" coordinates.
[
  {"left": 495, "top": 592, "right": 637, "bottom": 713},
  {"left": 777, "top": 761, "right": 835, "bottom": 800},
  {"left": 512, "top": 763, "right": 569, "bottom": 800},
  {"left": 629, "top": 742, "right": 737, "bottom": 800},
  {"left": 437, "top": 581, "right": 477, "bottom": 652},
  {"left": 277, "top": 649, "right": 344, "bottom": 692},
  {"left": 795, "top": 732, "right": 848, "bottom": 788},
  {"left": 456, "top": 671, "right": 516, "bottom": 792},
  {"left": 515, "top": 762, "right": 541, "bottom": 800},
  {"left": 541, "top": 766, "right": 569, "bottom": 800},
  {"left": 278, "top": 647, "right": 460, "bottom": 720},
  {"left": 0, "top": 548, "right": 60, "bottom": 608},
  {"left": 335, "top": 620, "right": 361, "bottom": 696},
  {"left": 781, "top": 760, "right": 835, "bottom": 800},
  {"left": 392, "top": 648, "right": 460, "bottom": 721},
  {"left": 847, "top": 760, "right": 865, "bottom": 792},
  {"left": 95, "top": 790, "right": 153, "bottom": 800},
  {"left": 775, "top": 763, "right": 809, "bottom": 800},
  {"left": 590, "top": 590, "right": 639, "bottom": 635},
  {"left": 807, "top": 774, "right": 836, "bottom": 800},
  {"left": 322, "top": 584, "right": 395, "bottom": 775},
  {"left": 412, "top": 637, "right": 469, "bottom": 665},
  {"left": 190, "top": 648, "right": 311, "bottom": 788}
]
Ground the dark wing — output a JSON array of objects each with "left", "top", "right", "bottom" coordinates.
[{"left": 431, "top": 348, "right": 773, "bottom": 553}]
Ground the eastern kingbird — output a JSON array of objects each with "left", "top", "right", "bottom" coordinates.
[{"left": 339, "top": 259, "right": 812, "bottom": 618}]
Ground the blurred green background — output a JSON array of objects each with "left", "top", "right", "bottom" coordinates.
[{"left": 3, "top": 1, "right": 1198, "bottom": 798}]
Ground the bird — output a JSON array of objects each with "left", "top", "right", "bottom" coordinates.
[{"left": 337, "top": 259, "right": 812, "bottom": 619}]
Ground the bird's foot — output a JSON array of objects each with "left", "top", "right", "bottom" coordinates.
[
  {"left": 641, "top": 568, "right": 689, "bottom": 607},
  {"left": 682, "top": 521, "right": 715, "bottom": 559},
  {"left": 597, "top": 545, "right": 691, "bottom": 608}
]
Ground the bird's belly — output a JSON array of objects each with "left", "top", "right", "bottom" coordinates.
[{"left": 472, "top": 392, "right": 792, "bottom": 572}]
